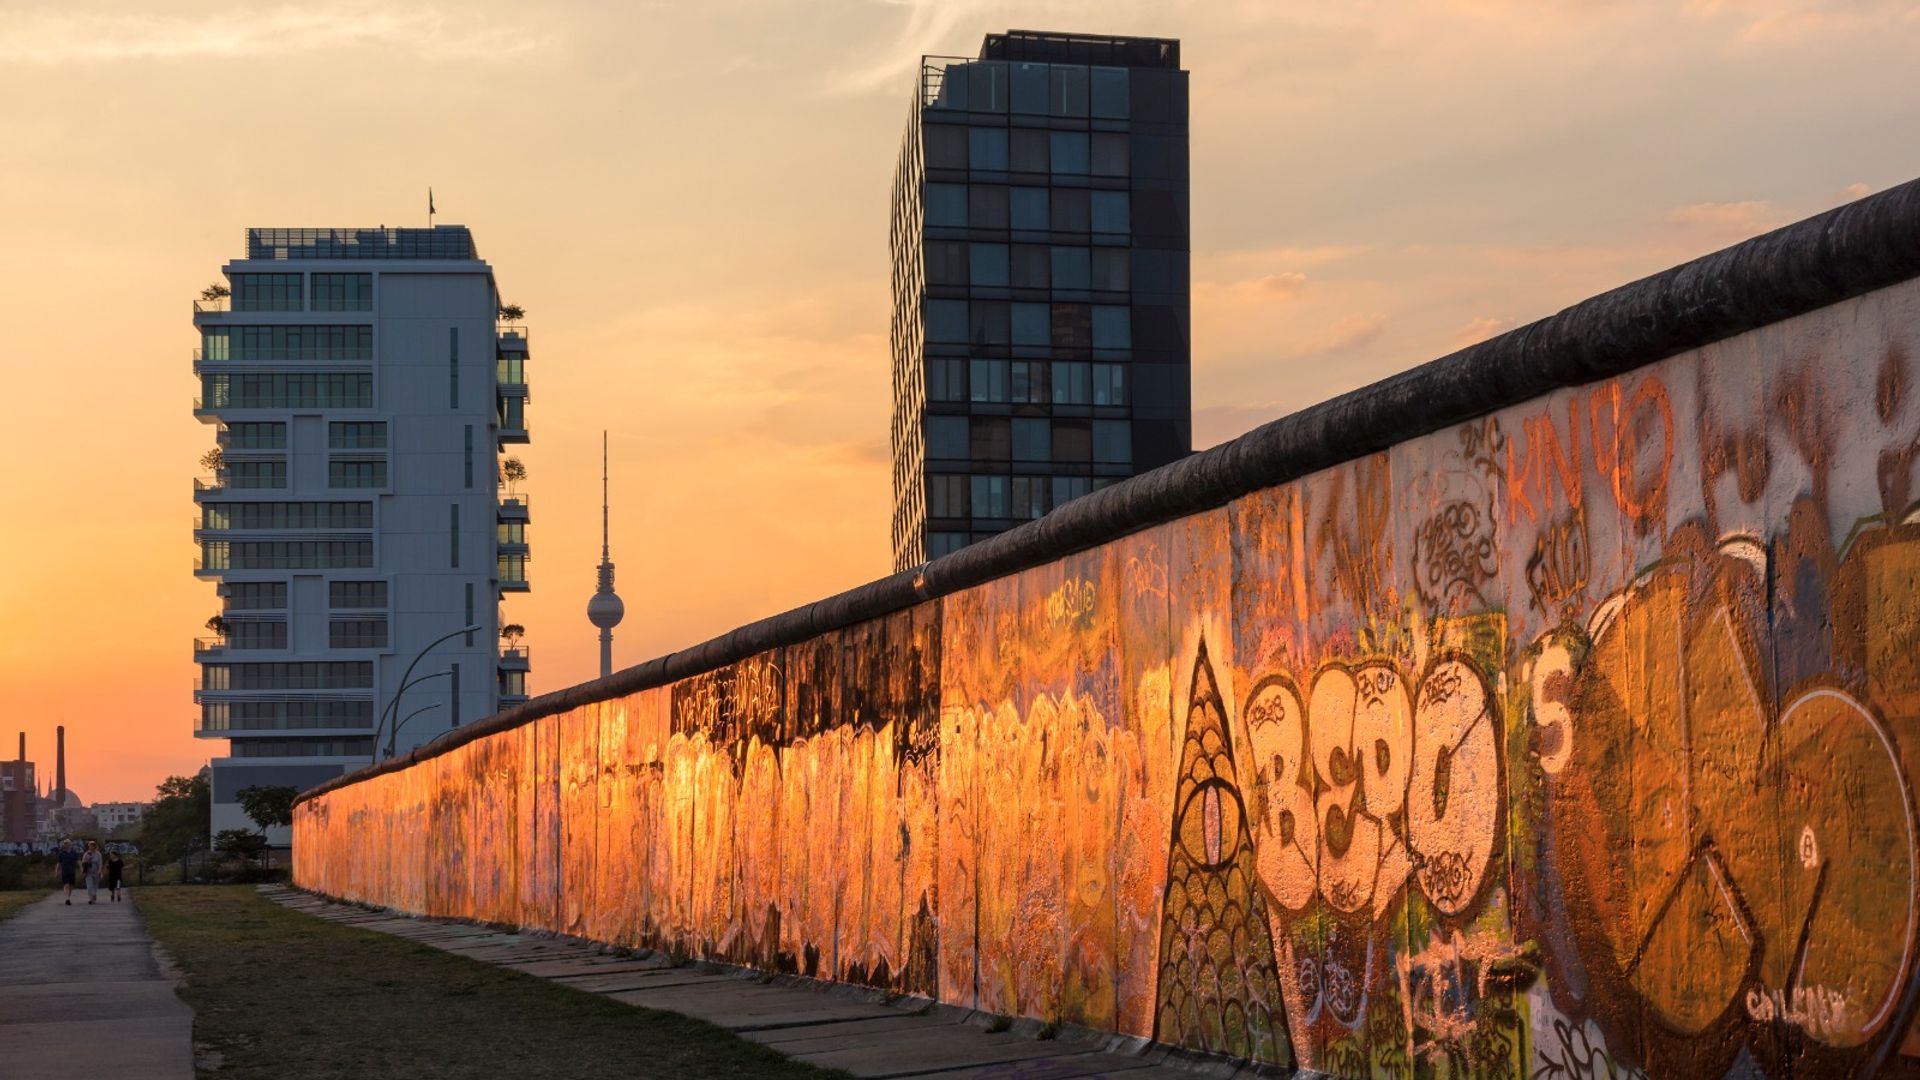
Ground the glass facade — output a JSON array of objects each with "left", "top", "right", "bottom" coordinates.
[{"left": 889, "top": 32, "right": 1190, "bottom": 571}]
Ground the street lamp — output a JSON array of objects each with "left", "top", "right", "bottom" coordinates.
[
  {"left": 370, "top": 623, "right": 480, "bottom": 761},
  {"left": 387, "top": 701, "right": 444, "bottom": 757},
  {"left": 375, "top": 669, "right": 453, "bottom": 760}
]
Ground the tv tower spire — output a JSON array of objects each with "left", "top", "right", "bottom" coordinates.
[{"left": 586, "top": 431, "right": 625, "bottom": 678}]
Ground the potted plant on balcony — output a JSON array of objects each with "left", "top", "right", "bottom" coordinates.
[
  {"left": 199, "top": 447, "right": 224, "bottom": 473},
  {"left": 500, "top": 457, "right": 526, "bottom": 495},
  {"left": 205, "top": 614, "right": 228, "bottom": 644},
  {"left": 501, "top": 623, "right": 525, "bottom": 648},
  {"left": 497, "top": 303, "right": 525, "bottom": 322},
  {"left": 200, "top": 283, "right": 230, "bottom": 302}
]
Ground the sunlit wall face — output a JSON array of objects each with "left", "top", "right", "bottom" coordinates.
[{"left": 298, "top": 277, "right": 1920, "bottom": 1078}]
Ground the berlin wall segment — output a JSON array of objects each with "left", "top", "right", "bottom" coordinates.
[{"left": 295, "top": 188, "right": 1920, "bottom": 1078}]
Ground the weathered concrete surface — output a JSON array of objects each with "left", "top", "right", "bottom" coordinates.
[
  {"left": 296, "top": 182, "right": 1920, "bottom": 1080},
  {"left": 0, "top": 890, "right": 194, "bottom": 1080},
  {"left": 263, "top": 887, "right": 1241, "bottom": 1078}
]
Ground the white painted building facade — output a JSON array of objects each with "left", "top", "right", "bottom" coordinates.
[{"left": 192, "top": 227, "right": 531, "bottom": 841}]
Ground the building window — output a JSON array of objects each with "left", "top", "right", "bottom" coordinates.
[
  {"left": 1091, "top": 249, "right": 1131, "bottom": 292},
  {"left": 926, "top": 416, "right": 968, "bottom": 461},
  {"left": 971, "top": 416, "right": 1011, "bottom": 463},
  {"left": 1092, "top": 133, "right": 1130, "bottom": 178},
  {"left": 1093, "top": 363, "right": 1129, "bottom": 406},
  {"left": 1009, "top": 130, "right": 1049, "bottom": 174},
  {"left": 1011, "top": 303, "right": 1049, "bottom": 346},
  {"left": 1091, "top": 191, "right": 1130, "bottom": 236},
  {"left": 1049, "top": 132, "right": 1090, "bottom": 175},
  {"left": 201, "top": 541, "right": 373, "bottom": 570},
  {"left": 328, "top": 619, "right": 388, "bottom": 649},
  {"left": 925, "top": 183, "right": 967, "bottom": 226},
  {"left": 329, "top": 580, "right": 388, "bottom": 610},
  {"left": 969, "top": 243, "right": 1009, "bottom": 287},
  {"left": 223, "top": 582, "right": 287, "bottom": 611},
  {"left": 1051, "top": 189, "right": 1090, "bottom": 234},
  {"left": 1010, "top": 187, "right": 1048, "bottom": 230},
  {"left": 450, "top": 503, "right": 460, "bottom": 568},
  {"left": 328, "top": 422, "right": 386, "bottom": 449},
  {"left": 969, "top": 301, "right": 1010, "bottom": 345},
  {"left": 464, "top": 425, "right": 475, "bottom": 489},
  {"left": 926, "top": 241, "right": 967, "bottom": 286},
  {"left": 1051, "top": 247, "right": 1091, "bottom": 290},
  {"left": 927, "top": 474, "right": 969, "bottom": 518},
  {"left": 1053, "top": 475, "right": 1093, "bottom": 507},
  {"left": 1090, "top": 67, "right": 1130, "bottom": 119},
  {"left": 968, "top": 128, "right": 1008, "bottom": 170},
  {"left": 1052, "top": 304, "right": 1092, "bottom": 349},
  {"left": 1010, "top": 245, "right": 1049, "bottom": 289},
  {"left": 1092, "top": 306, "right": 1132, "bottom": 349},
  {"left": 967, "top": 61, "right": 1008, "bottom": 112},
  {"left": 1050, "top": 65, "right": 1089, "bottom": 117},
  {"left": 970, "top": 474, "right": 1011, "bottom": 518},
  {"left": 223, "top": 620, "right": 288, "bottom": 650},
  {"left": 1011, "top": 361, "right": 1050, "bottom": 404},
  {"left": 224, "top": 422, "right": 286, "bottom": 450},
  {"left": 1012, "top": 418, "right": 1050, "bottom": 462},
  {"left": 1053, "top": 420, "right": 1093, "bottom": 462},
  {"left": 969, "top": 359, "right": 1009, "bottom": 403},
  {"left": 925, "top": 299, "right": 968, "bottom": 343},
  {"left": 214, "top": 325, "right": 371, "bottom": 362},
  {"left": 464, "top": 582, "right": 475, "bottom": 647},
  {"left": 497, "top": 394, "right": 525, "bottom": 431},
  {"left": 230, "top": 738, "right": 374, "bottom": 758},
  {"left": 1094, "top": 420, "right": 1133, "bottom": 464},
  {"left": 328, "top": 459, "right": 387, "bottom": 488},
  {"left": 1053, "top": 361, "right": 1091, "bottom": 405},
  {"left": 310, "top": 273, "right": 372, "bottom": 312},
  {"left": 449, "top": 328, "right": 459, "bottom": 409},
  {"left": 497, "top": 552, "right": 528, "bottom": 584},
  {"left": 1011, "top": 475, "right": 1049, "bottom": 519},
  {"left": 202, "top": 372, "right": 373, "bottom": 409},
  {"left": 927, "top": 357, "right": 967, "bottom": 402},
  {"left": 928, "top": 532, "right": 968, "bottom": 558},
  {"left": 968, "top": 185, "right": 1009, "bottom": 229},
  {"left": 201, "top": 661, "right": 373, "bottom": 690},
  {"left": 232, "top": 273, "right": 302, "bottom": 312},
  {"left": 204, "top": 502, "right": 372, "bottom": 530},
  {"left": 1010, "top": 62, "right": 1048, "bottom": 114},
  {"left": 226, "top": 460, "right": 287, "bottom": 489},
  {"left": 450, "top": 663, "right": 461, "bottom": 727},
  {"left": 924, "top": 125, "right": 967, "bottom": 169}
]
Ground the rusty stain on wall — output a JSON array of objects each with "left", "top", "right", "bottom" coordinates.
[{"left": 297, "top": 281, "right": 1920, "bottom": 1077}]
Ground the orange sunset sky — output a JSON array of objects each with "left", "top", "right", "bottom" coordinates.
[{"left": 2, "top": 1, "right": 1917, "bottom": 801}]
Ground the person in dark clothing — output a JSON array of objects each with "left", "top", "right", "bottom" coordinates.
[
  {"left": 55, "top": 840, "right": 80, "bottom": 905},
  {"left": 105, "top": 850, "right": 126, "bottom": 902}
]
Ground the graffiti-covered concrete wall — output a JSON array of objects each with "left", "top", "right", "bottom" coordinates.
[{"left": 296, "top": 185, "right": 1920, "bottom": 1077}]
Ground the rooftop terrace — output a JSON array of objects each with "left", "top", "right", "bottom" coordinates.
[{"left": 242, "top": 226, "right": 478, "bottom": 262}]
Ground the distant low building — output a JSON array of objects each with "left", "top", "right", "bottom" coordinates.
[{"left": 93, "top": 802, "right": 150, "bottom": 832}]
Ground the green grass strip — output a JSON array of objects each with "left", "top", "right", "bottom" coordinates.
[{"left": 139, "top": 886, "right": 846, "bottom": 1080}]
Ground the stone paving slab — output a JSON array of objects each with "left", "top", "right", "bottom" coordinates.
[
  {"left": 259, "top": 887, "right": 1256, "bottom": 1080},
  {"left": 0, "top": 890, "right": 194, "bottom": 1080}
]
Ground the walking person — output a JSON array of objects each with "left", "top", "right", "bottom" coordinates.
[
  {"left": 80, "top": 840, "right": 104, "bottom": 904},
  {"left": 55, "top": 840, "right": 80, "bottom": 904},
  {"left": 105, "top": 848, "right": 126, "bottom": 902}
]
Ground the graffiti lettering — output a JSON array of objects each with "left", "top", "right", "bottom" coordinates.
[{"left": 1412, "top": 500, "right": 1499, "bottom": 608}]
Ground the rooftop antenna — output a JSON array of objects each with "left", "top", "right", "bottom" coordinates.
[{"left": 586, "top": 430, "right": 626, "bottom": 678}]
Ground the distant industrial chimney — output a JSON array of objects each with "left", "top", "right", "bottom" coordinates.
[
  {"left": 55, "top": 725, "right": 66, "bottom": 807},
  {"left": 4, "top": 732, "right": 24, "bottom": 842}
]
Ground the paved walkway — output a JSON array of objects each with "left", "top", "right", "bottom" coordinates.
[
  {"left": 263, "top": 887, "right": 1253, "bottom": 1079},
  {"left": 0, "top": 888, "right": 194, "bottom": 1079}
]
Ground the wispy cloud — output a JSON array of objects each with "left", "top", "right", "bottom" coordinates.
[
  {"left": 821, "top": 0, "right": 994, "bottom": 96},
  {"left": 1193, "top": 271, "right": 1309, "bottom": 309},
  {"left": 1452, "top": 315, "right": 1515, "bottom": 347},
  {"left": 1303, "top": 312, "right": 1389, "bottom": 355},
  {"left": 0, "top": 7, "right": 556, "bottom": 64}
]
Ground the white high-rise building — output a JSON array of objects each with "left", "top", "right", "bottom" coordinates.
[{"left": 192, "top": 226, "right": 532, "bottom": 839}]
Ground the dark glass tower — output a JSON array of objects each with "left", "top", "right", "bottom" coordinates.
[{"left": 889, "top": 30, "right": 1191, "bottom": 572}]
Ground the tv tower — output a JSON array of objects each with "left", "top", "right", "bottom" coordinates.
[{"left": 585, "top": 431, "right": 625, "bottom": 678}]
